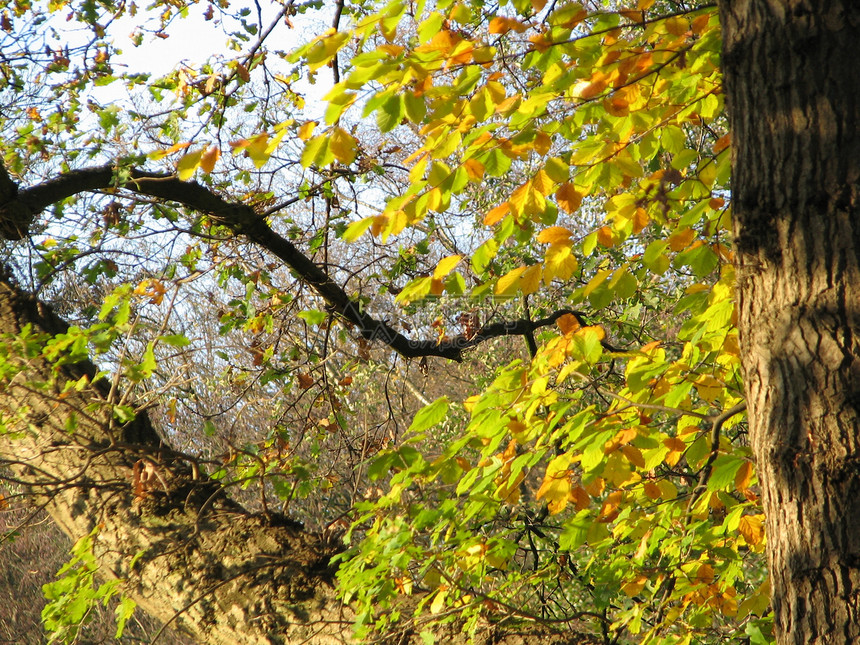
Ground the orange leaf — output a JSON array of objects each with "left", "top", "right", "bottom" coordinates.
[
  {"left": 484, "top": 202, "right": 510, "bottom": 226},
  {"left": 584, "top": 477, "right": 605, "bottom": 497},
  {"left": 713, "top": 133, "right": 731, "bottom": 154},
  {"left": 632, "top": 207, "right": 649, "bottom": 233},
  {"left": 739, "top": 514, "right": 765, "bottom": 546},
  {"left": 697, "top": 563, "right": 715, "bottom": 584},
  {"left": 533, "top": 132, "right": 552, "bottom": 156},
  {"left": 597, "top": 226, "right": 614, "bottom": 247},
  {"left": 489, "top": 16, "right": 527, "bottom": 35},
  {"left": 537, "top": 226, "right": 572, "bottom": 245},
  {"left": 597, "top": 491, "right": 622, "bottom": 522},
  {"left": 199, "top": 145, "right": 220, "bottom": 173},
  {"left": 464, "top": 158, "right": 485, "bottom": 181},
  {"left": 297, "top": 373, "right": 314, "bottom": 389},
  {"left": 621, "top": 575, "right": 648, "bottom": 597},
  {"left": 621, "top": 445, "right": 645, "bottom": 468},
  {"left": 643, "top": 481, "right": 662, "bottom": 499},
  {"left": 555, "top": 183, "right": 583, "bottom": 213},
  {"left": 556, "top": 313, "right": 581, "bottom": 335},
  {"left": 735, "top": 461, "right": 754, "bottom": 492},
  {"left": 569, "top": 485, "right": 590, "bottom": 510},
  {"left": 668, "top": 227, "right": 696, "bottom": 251}
]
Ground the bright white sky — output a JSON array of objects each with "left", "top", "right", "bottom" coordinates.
[{"left": 105, "top": 1, "right": 333, "bottom": 116}]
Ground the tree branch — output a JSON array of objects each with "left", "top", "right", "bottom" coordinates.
[
  {"left": 0, "top": 164, "right": 596, "bottom": 362},
  {"left": 0, "top": 270, "right": 597, "bottom": 645}
]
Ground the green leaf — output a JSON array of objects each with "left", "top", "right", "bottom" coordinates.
[
  {"left": 301, "top": 134, "right": 334, "bottom": 168},
  {"left": 377, "top": 94, "right": 405, "bottom": 132},
  {"left": 140, "top": 341, "right": 156, "bottom": 378},
  {"left": 161, "top": 334, "right": 190, "bottom": 347},
  {"left": 297, "top": 309, "right": 328, "bottom": 325},
  {"left": 409, "top": 397, "right": 449, "bottom": 433},
  {"left": 707, "top": 454, "right": 745, "bottom": 491},
  {"left": 115, "top": 596, "right": 137, "bottom": 638}
]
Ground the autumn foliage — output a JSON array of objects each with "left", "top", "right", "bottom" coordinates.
[{"left": 0, "top": 0, "right": 773, "bottom": 643}]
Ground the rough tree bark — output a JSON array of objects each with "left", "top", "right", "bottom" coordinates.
[{"left": 721, "top": 1, "right": 860, "bottom": 643}]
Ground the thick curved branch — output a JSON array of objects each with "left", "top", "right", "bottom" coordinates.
[{"left": 0, "top": 164, "right": 597, "bottom": 361}]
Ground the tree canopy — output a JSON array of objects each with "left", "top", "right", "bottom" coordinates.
[{"left": 2, "top": 0, "right": 855, "bottom": 644}]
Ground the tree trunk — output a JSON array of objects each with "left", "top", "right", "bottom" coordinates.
[
  {"left": 721, "top": 2, "right": 860, "bottom": 643},
  {"left": 0, "top": 273, "right": 596, "bottom": 644}
]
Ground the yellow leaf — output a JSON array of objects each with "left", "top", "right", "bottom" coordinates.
[
  {"left": 533, "top": 131, "right": 552, "bottom": 155},
  {"left": 199, "top": 145, "right": 220, "bottom": 173},
  {"left": 496, "top": 471, "right": 525, "bottom": 505},
  {"left": 519, "top": 264, "right": 542, "bottom": 295},
  {"left": 245, "top": 133, "right": 271, "bottom": 168},
  {"left": 496, "top": 266, "right": 527, "bottom": 296},
  {"left": 537, "top": 226, "right": 572, "bottom": 245},
  {"left": 621, "top": 575, "right": 648, "bottom": 597},
  {"left": 381, "top": 210, "right": 408, "bottom": 241},
  {"left": 544, "top": 157, "right": 569, "bottom": 183},
  {"left": 434, "top": 255, "right": 462, "bottom": 279},
  {"left": 426, "top": 187, "right": 443, "bottom": 212},
  {"left": 621, "top": 445, "right": 646, "bottom": 468},
  {"left": 176, "top": 148, "right": 204, "bottom": 180},
  {"left": 536, "top": 453, "right": 572, "bottom": 515},
  {"left": 531, "top": 169, "right": 554, "bottom": 195},
  {"left": 695, "top": 374, "right": 723, "bottom": 402},
  {"left": 739, "top": 514, "right": 765, "bottom": 545},
  {"left": 509, "top": 180, "right": 545, "bottom": 217},
  {"left": 544, "top": 244, "right": 578, "bottom": 282},
  {"left": 330, "top": 127, "right": 357, "bottom": 164},
  {"left": 298, "top": 121, "right": 317, "bottom": 141},
  {"left": 695, "top": 563, "right": 715, "bottom": 585},
  {"left": 555, "top": 183, "right": 583, "bottom": 213},
  {"left": 342, "top": 216, "right": 374, "bottom": 242},
  {"left": 430, "top": 587, "right": 448, "bottom": 614},
  {"left": 664, "top": 16, "right": 689, "bottom": 36}
]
